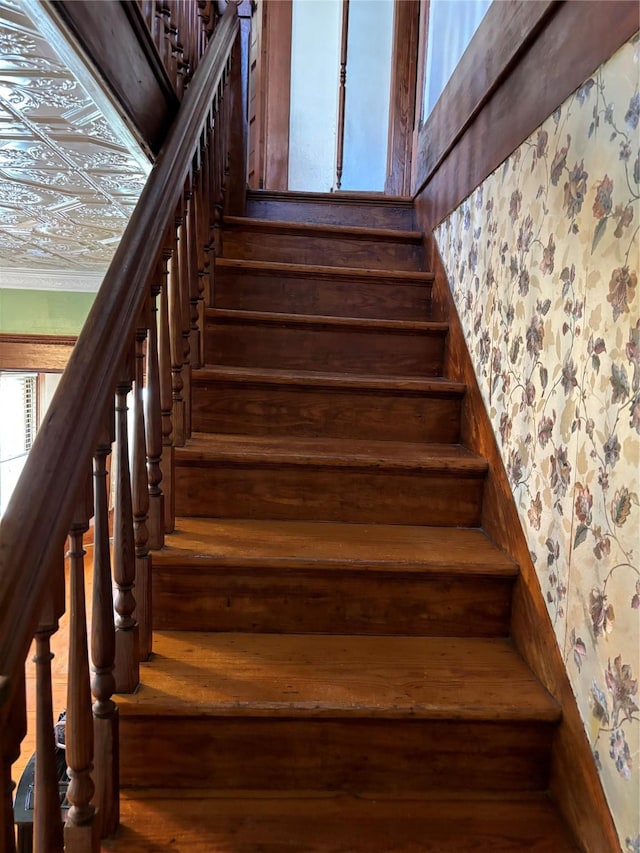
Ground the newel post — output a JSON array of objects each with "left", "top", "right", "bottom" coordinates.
[{"left": 225, "top": 0, "right": 251, "bottom": 216}]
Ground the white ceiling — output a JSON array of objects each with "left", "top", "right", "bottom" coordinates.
[{"left": 0, "top": 0, "right": 151, "bottom": 288}]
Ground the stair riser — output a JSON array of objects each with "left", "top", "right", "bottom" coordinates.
[
  {"left": 205, "top": 323, "right": 445, "bottom": 377},
  {"left": 174, "top": 465, "right": 484, "bottom": 525},
  {"left": 213, "top": 269, "right": 431, "bottom": 320},
  {"left": 192, "top": 383, "right": 462, "bottom": 443},
  {"left": 245, "top": 197, "right": 415, "bottom": 229},
  {"left": 222, "top": 230, "right": 423, "bottom": 271},
  {"left": 152, "top": 566, "right": 513, "bottom": 636},
  {"left": 120, "top": 717, "right": 553, "bottom": 793}
]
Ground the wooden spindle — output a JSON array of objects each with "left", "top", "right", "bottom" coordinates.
[
  {"left": 145, "top": 273, "right": 165, "bottom": 550},
  {"left": 177, "top": 193, "right": 193, "bottom": 439},
  {"left": 113, "top": 359, "right": 140, "bottom": 694},
  {"left": 133, "top": 323, "right": 152, "bottom": 661},
  {"left": 91, "top": 416, "right": 119, "bottom": 838},
  {"left": 201, "top": 121, "right": 214, "bottom": 311},
  {"left": 168, "top": 225, "right": 186, "bottom": 447},
  {"left": 65, "top": 476, "right": 99, "bottom": 853},
  {"left": 177, "top": 194, "right": 192, "bottom": 435},
  {"left": 158, "top": 248, "right": 176, "bottom": 534},
  {"left": 1, "top": 674, "right": 26, "bottom": 853},
  {"left": 34, "top": 553, "right": 65, "bottom": 853},
  {"left": 335, "top": 0, "right": 349, "bottom": 191},
  {"left": 186, "top": 171, "right": 202, "bottom": 370},
  {"left": 195, "top": 135, "right": 211, "bottom": 365}
]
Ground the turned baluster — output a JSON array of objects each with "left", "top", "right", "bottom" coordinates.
[
  {"left": 146, "top": 272, "right": 165, "bottom": 549},
  {"left": 1, "top": 673, "right": 26, "bottom": 853},
  {"left": 186, "top": 171, "right": 202, "bottom": 371},
  {"left": 113, "top": 356, "right": 140, "bottom": 693},
  {"left": 159, "top": 4, "right": 173, "bottom": 79},
  {"left": 133, "top": 321, "right": 152, "bottom": 661},
  {"left": 201, "top": 120, "right": 214, "bottom": 308},
  {"left": 33, "top": 553, "right": 65, "bottom": 853},
  {"left": 191, "top": 140, "right": 209, "bottom": 367},
  {"left": 167, "top": 225, "right": 186, "bottom": 447},
  {"left": 177, "top": 193, "right": 193, "bottom": 439},
  {"left": 211, "top": 99, "right": 224, "bottom": 259},
  {"left": 65, "top": 475, "right": 99, "bottom": 852},
  {"left": 91, "top": 416, "right": 119, "bottom": 838},
  {"left": 158, "top": 248, "right": 176, "bottom": 533}
]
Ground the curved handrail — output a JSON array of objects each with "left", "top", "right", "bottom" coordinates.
[{"left": 0, "top": 5, "right": 239, "bottom": 710}]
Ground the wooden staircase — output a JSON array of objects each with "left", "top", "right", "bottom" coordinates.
[{"left": 104, "top": 192, "right": 580, "bottom": 851}]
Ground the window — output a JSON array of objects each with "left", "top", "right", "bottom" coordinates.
[
  {"left": 0, "top": 372, "right": 38, "bottom": 516},
  {"left": 422, "top": 0, "right": 492, "bottom": 121}
]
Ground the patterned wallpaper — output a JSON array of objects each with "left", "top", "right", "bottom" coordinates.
[{"left": 435, "top": 36, "right": 639, "bottom": 851}]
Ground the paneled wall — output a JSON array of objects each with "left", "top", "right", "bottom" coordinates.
[{"left": 434, "top": 37, "right": 639, "bottom": 848}]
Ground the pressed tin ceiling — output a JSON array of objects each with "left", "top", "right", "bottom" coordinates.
[{"left": 0, "top": 0, "right": 151, "bottom": 289}]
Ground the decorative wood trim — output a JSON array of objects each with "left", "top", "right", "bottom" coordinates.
[
  {"left": 247, "top": 0, "right": 263, "bottom": 189},
  {"left": 51, "top": 0, "right": 179, "bottom": 156},
  {"left": 385, "top": 0, "right": 420, "bottom": 196},
  {"left": 425, "top": 236, "right": 620, "bottom": 853},
  {"left": 261, "top": 0, "right": 292, "bottom": 190},
  {"left": 414, "top": 0, "right": 639, "bottom": 226},
  {"left": 0, "top": 334, "right": 76, "bottom": 372},
  {"left": 413, "top": 0, "right": 555, "bottom": 195}
]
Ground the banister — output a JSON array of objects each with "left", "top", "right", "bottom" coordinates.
[{"left": 0, "top": 5, "right": 239, "bottom": 712}]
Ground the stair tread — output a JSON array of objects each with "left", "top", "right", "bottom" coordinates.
[
  {"left": 207, "top": 307, "right": 446, "bottom": 332},
  {"left": 106, "top": 791, "right": 579, "bottom": 852},
  {"left": 154, "top": 517, "right": 516, "bottom": 572},
  {"left": 248, "top": 188, "right": 414, "bottom": 204},
  {"left": 176, "top": 433, "right": 488, "bottom": 474},
  {"left": 117, "top": 632, "right": 559, "bottom": 722},
  {"left": 193, "top": 364, "right": 465, "bottom": 394},
  {"left": 215, "top": 256, "right": 433, "bottom": 283},
  {"left": 224, "top": 215, "right": 423, "bottom": 242}
]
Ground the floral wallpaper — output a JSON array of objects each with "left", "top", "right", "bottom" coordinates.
[{"left": 435, "top": 36, "right": 639, "bottom": 851}]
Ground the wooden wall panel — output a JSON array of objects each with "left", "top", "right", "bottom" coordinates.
[
  {"left": 414, "top": 0, "right": 639, "bottom": 227},
  {"left": 425, "top": 240, "right": 620, "bottom": 853},
  {"left": 0, "top": 335, "right": 75, "bottom": 372},
  {"left": 261, "top": 0, "right": 292, "bottom": 191},
  {"left": 51, "top": 0, "right": 178, "bottom": 156},
  {"left": 385, "top": 0, "right": 420, "bottom": 196}
]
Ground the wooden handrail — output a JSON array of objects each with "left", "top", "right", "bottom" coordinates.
[{"left": 0, "top": 5, "right": 239, "bottom": 715}]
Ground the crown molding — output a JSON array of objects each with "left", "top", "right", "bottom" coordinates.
[{"left": 0, "top": 267, "right": 103, "bottom": 292}]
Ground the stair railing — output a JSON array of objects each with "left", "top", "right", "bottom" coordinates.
[{"left": 0, "top": 3, "right": 248, "bottom": 850}]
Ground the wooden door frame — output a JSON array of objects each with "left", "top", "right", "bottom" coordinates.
[{"left": 254, "top": 0, "right": 419, "bottom": 195}]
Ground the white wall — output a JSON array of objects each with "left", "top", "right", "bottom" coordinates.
[
  {"left": 288, "top": 0, "right": 341, "bottom": 192},
  {"left": 341, "top": 0, "right": 393, "bottom": 191}
]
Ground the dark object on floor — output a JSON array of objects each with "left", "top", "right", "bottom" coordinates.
[{"left": 14, "top": 713, "right": 69, "bottom": 853}]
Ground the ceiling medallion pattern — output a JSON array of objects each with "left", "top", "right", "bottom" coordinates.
[{"left": 0, "top": 0, "right": 151, "bottom": 278}]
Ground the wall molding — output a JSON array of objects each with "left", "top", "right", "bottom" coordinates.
[{"left": 0, "top": 334, "right": 76, "bottom": 372}]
